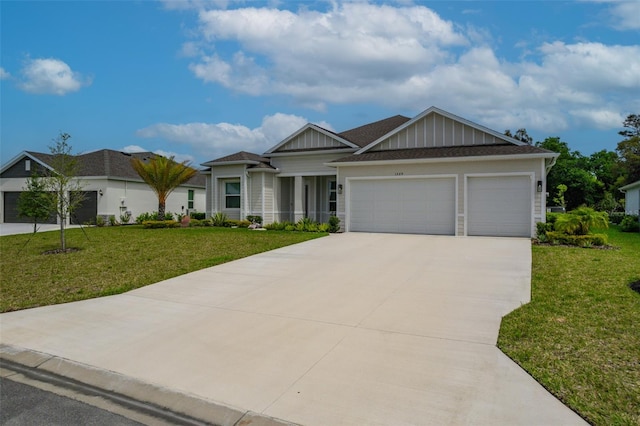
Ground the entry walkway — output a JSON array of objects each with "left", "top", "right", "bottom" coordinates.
[{"left": 0, "top": 233, "right": 586, "bottom": 425}]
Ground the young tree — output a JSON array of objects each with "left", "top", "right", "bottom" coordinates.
[
  {"left": 617, "top": 114, "right": 640, "bottom": 184},
  {"left": 504, "top": 128, "right": 533, "bottom": 144},
  {"left": 44, "top": 133, "right": 85, "bottom": 251},
  {"left": 131, "top": 155, "right": 198, "bottom": 221},
  {"left": 17, "top": 173, "right": 53, "bottom": 233}
]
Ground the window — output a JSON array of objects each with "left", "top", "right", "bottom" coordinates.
[
  {"left": 225, "top": 181, "right": 241, "bottom": 209},
  {"left": 188, "top": 190, "right": 194, "bottom": 209},
  {"left": 25, "top": 159, "right": 31, "bottom": 172},
  {"left": 329, "top": 180, "right": 337, "bottom": 213}
]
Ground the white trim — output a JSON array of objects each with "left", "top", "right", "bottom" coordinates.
[
  {"left": 345, "top": 174, "right": 458, "bottom": 235},
  {"left": 463, "top": 172, "right": 535, "bottom": 237},
  {"left": 277, "top": 171, "right": 337, "bottom": 178},
  {"left": 620, "top": 180, "right": 640, "bottom": 191},
  {"left": 330, "top": 152, "right": 556, "bottom": 168},
  {"left": 202, "top": 160, "right": 260, "bottom": 167}
]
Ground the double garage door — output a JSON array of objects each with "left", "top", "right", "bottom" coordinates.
[
  {"left": 348, "top": 176, "right": 532, "bottom": 237},
  {"left": 3, "top": 191, "right": 98, "bottom": 225}
]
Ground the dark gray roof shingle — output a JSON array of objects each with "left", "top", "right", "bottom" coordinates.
[
  {"left": 332, "top": 144, "right": 555, "bottom": 163},
  {"left": 338, "top": 115, "right": 411, "bottom": 148}
]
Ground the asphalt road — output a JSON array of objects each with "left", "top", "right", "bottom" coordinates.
[{"left": 0, "top": 378, "right": 143, "bottom": 426}]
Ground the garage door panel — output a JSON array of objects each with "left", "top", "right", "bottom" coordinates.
[
  {"left": 349, "top": 178, "right": 455, "bottom": 235},
  {"left": 468, "top": 176, "right": 531, "bottom": 237}
]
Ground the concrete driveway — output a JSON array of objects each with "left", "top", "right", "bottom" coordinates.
[
  {"left": 0, "top": 233, "right": 585, "bottom": 425},
  {"left": 0, "top": 223, "right": 81, "bottom": 236}
]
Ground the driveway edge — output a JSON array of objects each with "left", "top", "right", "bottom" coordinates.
[{"left": 0, "top": 344, "right": 298, "bottom": 426}]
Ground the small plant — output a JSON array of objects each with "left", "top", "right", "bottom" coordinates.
[
  {"left": 108, "top": 215, "right": 118, "bottom": 226},
  {"left": 328, "top": 215, "right": 341, "bottom": 233},
  {"left": 284, "top": 224, "right": 295, "bottom": 231},
  {"left": 119, "top": 211, "right": 131, "bottom": 224},
  {"left": 136, "top": 211, "right": 157, "bottom": 224},
  {"left": 95, "top": 215, "right": 106, "bottom": 227},
  {"left": 247, "top": 215, "right": 263, "bottom": 225},
  {"left": 318, "top": 223, "right": 330, "bottom": 232},
  {"left": 190, "top": 212, "right": 205, "bottom": 220},
  {"left": 142, "top": 220, "right": 180, "bottom": 229},
  {"left": 554, "top": 207, "right": 608, "bottom": 236},
  {"left": 211, "top": 212, "right": 228, "bottom": 227}
]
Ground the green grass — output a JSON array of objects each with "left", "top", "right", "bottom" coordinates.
[
  {"left": 498, "top": 226, "right": 640, "bottom": 426},
  {"left": 0, "top": 226, "right": 325, "bottom": 313}
]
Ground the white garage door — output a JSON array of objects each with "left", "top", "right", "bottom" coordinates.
[
  {"left": 349, "top": 177, "right": 455, "bottom": 235},
  {"left": 467, "top": 176, "right": 532, "bottom": 237}
]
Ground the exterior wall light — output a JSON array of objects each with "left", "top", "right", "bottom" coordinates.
[
  {"left": 537, "top": 181, "right": 543, "bottom": 192},
  {"left": 99, "top": 189, "right": 104, "bottom": 196},
  {"left": 338, "top": 184, "right": 343, "bottom": 194}
]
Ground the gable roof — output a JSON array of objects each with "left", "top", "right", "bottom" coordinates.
[
  {"left": 356, "top": 106, "right": 526, "bottom": 154},
  {"left": 201, "top": 150, "right": 277, "bottom": 171},
  {"left": 4, "top": 149, "right": 206, "bottom": 187},
  {"left": 620, "top": 180, "right": 640, "bottom": 191},
  {"left": 331, "top": 144, "right": 557, "bottom": 165},
  {"left": 265, "top": 124, "right": 360, "bottom": 154}
]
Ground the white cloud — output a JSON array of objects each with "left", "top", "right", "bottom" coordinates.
[
  {"left": 606, "top": 1, "right": 640, "bottom": 30},
  {"left": 136, "top": 113, "right": 331, "bottom": 161},
  {"left": 121, "top": 145, "right": 147, "bottom": 153},
  {"left": 19, "top": 58, "right": 91, "bottom": 95},
  {"left": 0, "top": 67, "right": 10, "bottom": 79},
  {"left": 177, "top": 2, "right": 639, "bottom": 135}
]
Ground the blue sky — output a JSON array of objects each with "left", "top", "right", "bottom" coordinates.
[{"left": 1, "top": 1, "right": 639, "bottom": 167}]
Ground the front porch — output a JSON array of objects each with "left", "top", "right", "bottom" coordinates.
[{"left": 277, "top": 175, "right": 337, "bottom": 224}]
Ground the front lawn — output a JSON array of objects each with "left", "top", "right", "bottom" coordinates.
[
  {"left": 498, "top": 226, "right": 640, "bottom": 426},
  {"left": 0, "top": 226, "right": 325, "bottom": 312}
]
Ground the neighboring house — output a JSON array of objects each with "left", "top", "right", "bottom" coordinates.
[
  {"left": 202, "top": 106, "right": 559, "bottom": 238},
  {"left": 620, "top": 180, "right": 640, "bottom": 215},
  {"left": 0, "top": 149, "right": 206, "bottom": 224}
]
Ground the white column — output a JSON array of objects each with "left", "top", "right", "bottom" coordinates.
[{"left": 294, "top": 175, "right": 304, "bottom": 222}]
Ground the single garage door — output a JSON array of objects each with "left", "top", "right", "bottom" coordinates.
[
  {"left": 467, "top": 176, "right": 531, "bottom": 237},
  {"left": 349, "top": 177, "right": 455, "bottom": 235},
  {"left": 3, "top": 192, "right": 56, "bottom": 224}
]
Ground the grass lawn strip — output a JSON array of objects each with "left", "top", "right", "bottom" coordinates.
[
  {"left": 0, "top": 226, "right": 324, "bottom": 313},
  {"left": 498, "top": 226, "right": 640, "bottom": 426}
]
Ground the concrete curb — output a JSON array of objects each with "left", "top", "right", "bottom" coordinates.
[{"left": 0, "top": 344, "right": 298, "bottom": 426}]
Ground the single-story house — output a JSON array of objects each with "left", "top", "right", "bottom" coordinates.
[
  {"left": 620, "top": 180, "right": 640, "bottom": 215},
  {"left": 202, "top": 106, "right": 558, "bottom": 237},
  {"left": 0, "top": 149, "right": 206, "bottom": 224}
]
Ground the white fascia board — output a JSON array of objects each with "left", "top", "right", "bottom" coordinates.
[
  {"left": 247, "top": 168, "right": 280, "bottom": 174},
  {"left": 619, "top": 180, "right": 640, "bottom": 191},
  {"left": 266, "top": 148, "right": 356, "bottom": 157},
  {"left": 355, "top": 106, "right": 526, "bottom": 155},
  {"left": 277, "top": 171, "right": 336, "bottom": 177},
  {"left": 331, "top": 153, "right": 557, "bottom": 167},
  {"left": 201, "top": 160, "right": 260, "bottom": 167},
  {"left": 264, "top": 124, "right": 359, "bottom": 154},
  {"left": 0, "top": 151, "right": 55, "bottom": 174}
]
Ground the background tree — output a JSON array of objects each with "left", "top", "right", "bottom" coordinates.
[
  {"left": 617, "top": 114, "right": 640, "bottom": 184},
  {"left": 17, "top": 173, "right": 53, "bottom": 233},
  {"left": 44, "top": 133, "right": 85, "bottom": 251},
  {"left": 131, "top": 155, "right": 198, "bottom": 221},
  {"left": 504, "top": 128, "right": 533, "bottom": 144}
]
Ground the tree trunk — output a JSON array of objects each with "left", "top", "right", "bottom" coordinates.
[{"left": 158, "top": 201, "right": 165, "bottom": 221}]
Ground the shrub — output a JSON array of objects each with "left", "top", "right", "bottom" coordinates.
[
  {"left": 108, "top": 215, "right": 118, "bottom": 226},
  {"left": 225, "top": 219, "right": 251, "bottom": 228},
  {"left": 546, "top": 231, "right": 608, "bottom": 247},
  {"left": 620, "top": 215, "right": 640, "bottom": 232},
  {"left": 554, "top": 207, "right": 608, "bottom": 235},
  {"left": 609, "top": 212, "right": 625, "bottom": 225},
  {"left": 328, "top": 215, "right": 341, "bottom": 233},
  {"left": 190, "top": 212, "right": 205, "bottom": 220},
  {"left": 188, "top": 219, "right": 205, "bottom": 227},
  {"left": 211, "top": 212, "right": 228, "bottom": 227},
  {"left": 136, "top": 211, "right": 157, "bottom": 224},
  {"left": 284, "top": 225, "right": 295, "bottom": 231},
  {"left": 142, "top": 220, "right": 180, "bottom": 229},
  {"left": 247, "top": 215, "right": 263, "bottom": 225},
  {"left": 95, "top": 215, "right": 106, "bottom": 227},
  {"left": 318, "top": 223, "right": 330, "bottom": 232},
  {"left": 536, "top": 222, "right": 554, "bottom": 238},
  {"left": 545, "top": 212, "right": 560, "bottom": 225}
]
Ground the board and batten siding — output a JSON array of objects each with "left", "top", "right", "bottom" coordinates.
[
  {"left": 262, "top": 173, "right": 275, "bottom": 224},
  {"left": 276, "top": 128, "right": 346, "bottom": 152},
  {"left": 336, "top": 157, "right": 546, "bottom": 237},
  {"left": 371, "top": 113, "right": 507, "bottom": 152},
  {"left": 210, "top": 164, "right": 245, "bottom": 220}
]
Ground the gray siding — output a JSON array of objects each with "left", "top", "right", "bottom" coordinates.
[
  {"left": 276, "top": 128, "right": 346, "bottom": 152},
  {"left": 371, "top": 112, "right": 507, "bottom": 152}
]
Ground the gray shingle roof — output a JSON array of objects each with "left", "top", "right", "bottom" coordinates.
[
  {"left": 338, "top": 115, "right": 411, "bottom": 148},
  {"left": 27, "top": 149, "right": 206, "bottom": 187},
  {"left": 332, "top": 144, "right": 555, "bottom": 163},
  {"left": 209, "top": 151, "right": 269, "bottom": 163}
]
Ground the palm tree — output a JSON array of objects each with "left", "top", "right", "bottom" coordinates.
[
  {"left": 554, "top": 207, "right": 608, "bottom": 235},
  {"left": 131, "top": 155, "right": 198, "bottom": 221}
]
